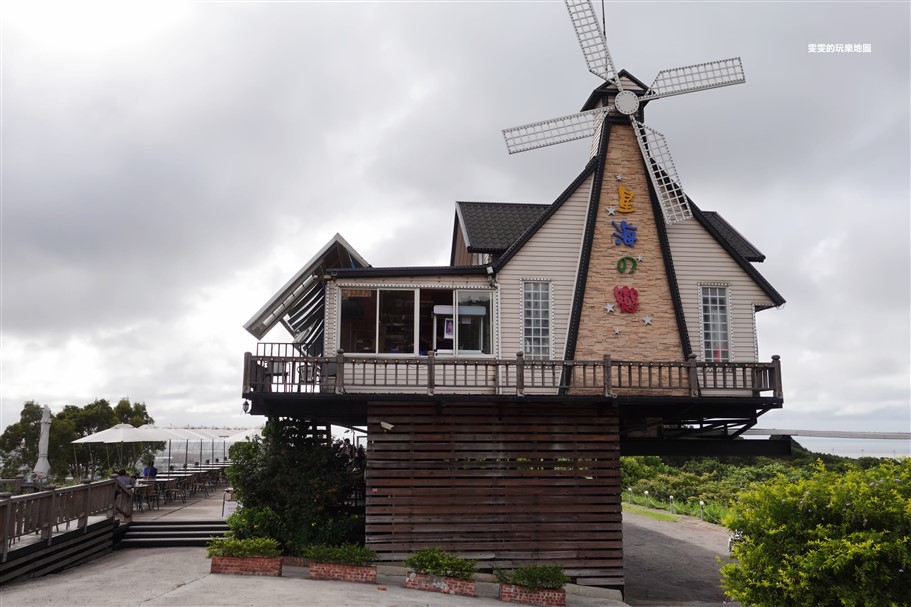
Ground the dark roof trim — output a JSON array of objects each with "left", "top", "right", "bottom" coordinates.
[
  {"left": 329, "top": 265, "right": 488, "bottom": 279},
  {"left": 689, "top": 203, "right": 786, "bottom": 307},
  {"left": 643, "top": 158, "right": 694, "bottom": 359},
  {"left": 700, "top": 211, "right": 765, "bottom": 262},
  {"left": 492, "top": 158, "right": 599, "bottom": 271},
  {"left": 564, "top": 123, "right": 611, "bottom": 363},
  {"left": 581, "top": 69, "right": 651, "bottom": 112}
]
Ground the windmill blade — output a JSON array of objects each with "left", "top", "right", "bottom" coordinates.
[
  {"left": 565, "top": 0, "right": 617, "bottom": 83},
  {"left": 503, "top": 107, "right": 609, "bottom": 154},
  {"left": 632, "top": 120, "right": 692, "bottom": 224},
  {"left": 642, "top": 57, "right": 744, "bottom": 101}
]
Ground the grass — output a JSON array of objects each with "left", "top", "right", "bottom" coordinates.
[{"left": 622, "top": 503, "right": 679, "bottom": 522}]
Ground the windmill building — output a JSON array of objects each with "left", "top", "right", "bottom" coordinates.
[{"left": 242, "top": 0, "right": 785, "bottom": 592}]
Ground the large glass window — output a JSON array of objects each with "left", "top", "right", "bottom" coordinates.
[
  {"left": 701, "top": 286, "right": 730, "bottom": 362},
  {"left": 523, "top": 281, "right": 551, "bottom": 358},
  {"left": 339, "top": 289, "right": 377, "bottom": 353},
  {"left": 378, "top": 290, "right": 415, "bottom": 354},
  {"left": 339, "top": 287, "right": 493, "bottom": 356},
  {"left": 457, "top": 291, "right": 492, "bottom": 355}
]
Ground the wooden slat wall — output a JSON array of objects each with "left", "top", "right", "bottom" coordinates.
[{"left": 366, "top": 402, "right": 623, "bottom": 589}]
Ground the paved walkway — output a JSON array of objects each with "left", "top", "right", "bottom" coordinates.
[{"left": 1, "top": 490, "right": 627, "bottom": 607}]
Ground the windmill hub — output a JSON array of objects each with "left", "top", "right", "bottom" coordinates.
[{"left": 614, "top": 90, "right": 640, "bottom": 115}]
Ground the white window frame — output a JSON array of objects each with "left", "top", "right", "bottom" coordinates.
[
  {"left": 700, "top": 284, "right": 732, "bottom": 363},
  {"left": 336, "top": 284, "right": 495, "bottom": 357},
  {"left": 522, "top": 280, "right": 552, "bottom": 359}
]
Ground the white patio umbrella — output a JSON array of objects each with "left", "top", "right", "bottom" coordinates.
[
  {"left": 139, "top": 425, "right": 190, "bottom": 473},
  {"left": 73, "top": 423, "right": 176, "bottom": 474},
  {"left": 164, "top": 428, "right": 209, "bottom": 469},
  {"left": 72, "top": 423, "right": 141, "bottom": 444},
  {"left": 33, "top": 405, "right": 52, "bottom": 481}
]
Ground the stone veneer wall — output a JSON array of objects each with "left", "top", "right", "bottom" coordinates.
[{"left": 573, "top": 123, "right": 685, "bottom": 366}]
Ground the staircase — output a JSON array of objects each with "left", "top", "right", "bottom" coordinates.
[{"left": 117, "top": 520, "right": 229, "bottom": 548}]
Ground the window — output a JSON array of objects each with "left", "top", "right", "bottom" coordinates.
[
  {"left": 339, "top": 287, "right": 493, "bottom": 356},
  {"left": 701, "top": 286, "right": 730, "bottom": 362},
  {"left": 523, "top": 281, "right": 551, "bottom": 359}
]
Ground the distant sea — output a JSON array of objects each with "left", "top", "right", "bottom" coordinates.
[{"left": 797, "top": 437, "right": 911, "bottom": 459}]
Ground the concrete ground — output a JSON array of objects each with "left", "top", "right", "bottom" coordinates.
[
  {"left": 2, "top": 490, "right": 737, "bottom": 607},
  {"left": 1, "top": 490, "right": 626, "bottom": 607}
]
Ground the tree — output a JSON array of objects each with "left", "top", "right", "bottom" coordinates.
[
  {"left": 0, "top": 398, "right": 156, "bottom": 483},
  {"left": 227, "top": 418, "right": 366, "bottom": 554},
  {"left": 721, "top": 459, "right": 911, "bottom": 607},
  {"left": 0, "top": 401, "right": 45, "bottom": 478}
]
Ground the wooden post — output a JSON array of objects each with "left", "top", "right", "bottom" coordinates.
[
  {"left": 40, "top": 489, "right": 52, "bottom": 542},
  {"left": 79, "top": 482, "right": 90, "bottom": 530},
  {"left": 427, "top": 351, "right": 435, "bottom": 396},
  {"left": 243, "top": 352, "right": 252, "bottom": 392},
  {"left": 771, "top": 355, "right": 783, "bottom": 399},
  {"left": 515, "top": 352, "right": 525, "bottom": 397},
  {"left": 686, "top": 353, "right": 699, "bottom": 397},
  {"left": 335, "top": 350, "right": 345, "bottom": 395},
  {"left": 603, "top": 355, "right": 613, "bottom": 397},
  {"left": 0, "top": 493, "right": 11, "bottom": 563}
]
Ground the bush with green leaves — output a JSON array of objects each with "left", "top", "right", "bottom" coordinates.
[
  {"left": 227, "top": 418, "right": 366, "bottom": 553},
  {"left": 226, "top": 505, "right": 286, "bottom": 541},
  {"left": 404, "top": 547, "right": 477, "bottom": 580},
  {"left": 495, "top": 565, "right": 569, "bottom": 591},
  {"left": 206, "top": 536, "right": 281, "bottom": 559},
  {"left": 721, "top": 459, "right": 911, "bottom": 607},
  {"left": 301, "top": 543, "right": 376, "bottom": 566}
]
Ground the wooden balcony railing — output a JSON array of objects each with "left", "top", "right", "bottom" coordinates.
[
  {"left": 0, "top": 480, "right": 131, "bottom": 563},
  {"left": 243, "top": 344, "right": 782, "bottom": 400}
]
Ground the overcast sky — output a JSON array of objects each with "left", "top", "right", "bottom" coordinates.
[{"left": 2, "top": 1, "right": 908, "bottom": 456}]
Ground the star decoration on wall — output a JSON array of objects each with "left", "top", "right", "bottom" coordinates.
[
  {"left": 604, "top": 303, "right": 615, "bottom": 313},
  {"left": 635, "top": 255, "right": 644, "bottom": 262},
  {"left": 615, "top": 174, "right": 623, "bottom": 181},
  {"left": 642, "top": 315, "right": 653, "bottom": 325},
  {"left": 606, "top": 206, "right": 617, "bottom": 216},
  {"left": 613, "top": 327, "right": 622, "bottom": 335}
]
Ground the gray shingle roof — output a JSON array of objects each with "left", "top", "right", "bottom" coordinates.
[
  {"left": 456, "top": 201, "right": 548, "bottom": 253},
  {"left": 700, "top": 211, "right": 766, "bottom": 262}
]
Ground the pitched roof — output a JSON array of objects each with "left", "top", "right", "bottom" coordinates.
[
  {"left": 688, "top": 203, "right": 785, "bottom": 308},
  {"left": 700, "top": 211, "right": 766, "bottom": 262},
  {"left": 456, "top": 201, "right": 549, "bottom": 253},
  {"left": 244, "top": 233, "right": 369, "bottom": 347}
]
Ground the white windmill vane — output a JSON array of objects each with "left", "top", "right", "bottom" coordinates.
[{"left": 502, "top": 0, "right": 745, "bottom": 225}]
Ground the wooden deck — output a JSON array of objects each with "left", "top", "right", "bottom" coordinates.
[{"left": 244, "top": 344, "right": 783, "bottom": 399}]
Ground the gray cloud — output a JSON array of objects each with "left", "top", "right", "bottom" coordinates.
[{"left": 2, "top": 2, "right": 908, "bottom": 452}]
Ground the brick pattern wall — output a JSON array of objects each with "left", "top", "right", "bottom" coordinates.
[
  {"left": 574, "top": 123, "right": 685, "bottom": 367},
  {"left": 309, "top": 562, "right": 377, "bottom": 584},
  {"left": 282, "top": 556, "right": 311, "bottom": 568},
  {"left": 405, "top": 572, "right": 475, "bottom": 596},
  {"left": 499, "top": 584, "right": 567, "bottom": 606},
  {"left": 210, "top": 556, "right": 283, "bottom": 577}
]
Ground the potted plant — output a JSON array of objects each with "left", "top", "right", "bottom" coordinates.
[
  {"left": 404, "top": 547, "right": 477, "bottom": 597},
  {"left": 301, "top": 544, "right": 377, "bottom": 583},
  {"left": 206, "top": 537, "right": 283, "bottom": 577},
  {"left": 496, "top": 565, "right": 570, "bottom": 606}
]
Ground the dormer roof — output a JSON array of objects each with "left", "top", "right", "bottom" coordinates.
[{"left": 455, "top": 201, "right": 549, "bottom": 254}]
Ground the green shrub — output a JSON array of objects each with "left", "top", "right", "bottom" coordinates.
[
  {"left": 226, "top": 505, "right": 285, "bottom": 540},
  {"left": 721, "top": 459, "right": 911, "bottom": 607},
  {"left": 301, "top": 543, "right": 376, "bottom": 566},
  {"left": 404, "top": 547, "right": 477, "bottom": 580},
  {"left": 226, "top": 418, "right": 366, "bottom": 554},
  {"left": 206, "top": 536, "right": 281, "bottom": 559},
  {"left": 496, "top": 565, "right": 569, "bottom": 591}
]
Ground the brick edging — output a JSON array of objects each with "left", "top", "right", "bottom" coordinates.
[
  {"left": 405, "top": 572, "right": 475, "bottom": 596},
  {"left": 499, "top": 583, "right": 566, "bottom": 606},
  {"left": 210, "top": 556, "right": 283, "bottom": 577},
  {"left": 309, "top": 562, "right": 377, "bottom": 584}
]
